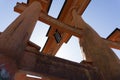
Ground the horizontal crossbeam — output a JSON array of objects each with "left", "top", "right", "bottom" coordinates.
[
  {"left": 14, "top": 3, "right": 120, "bottom": 50},
  {"left": 20, "top": 52, "right": 103, "bottom": 80}
]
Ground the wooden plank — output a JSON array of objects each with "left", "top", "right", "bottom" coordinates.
[
  {"left": 20, "top": 53, "right": 103, "bottom": 80},
  {"left": 39, "top": 12, "right": 82, "bottom": 37},
  {"left": 14, "top": 4, "right": 120, "bottom": 50},
  {"left": 14, "top": 0, "right": 90, "bottom": 55},
  {"left": 42, "top": 0, "right": 91, "bottom": 55},
  {"left": 103, "top": 38, "right": 120, "bottom": 50},
  {"left": 14, "top": 3, "right": 82, "bottom": 37}
]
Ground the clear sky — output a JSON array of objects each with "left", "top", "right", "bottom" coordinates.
[{"left": 0, "top": 0, "right": 120, "bottom": 63}]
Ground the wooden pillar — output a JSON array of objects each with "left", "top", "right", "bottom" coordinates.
[
  {"left": 72, "top": 9, "right": 120, "bottom": 80},
  {"left": 0, "top": 1, "right": 42, "bottom": 60}
]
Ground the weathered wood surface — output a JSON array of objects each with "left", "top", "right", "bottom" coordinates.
[
  {"left": 14, "top": 2, "right": 120, "bottom": 50},
  {"left": 72, "top": 9, "right": 120, "bottom": 80},
  {"left": 19, "top": 52, "right": 103, "bottom": 80},
  {"left": 14, "top": 0, "right": 91, "bottom": 55},
  {"left": 0, "top": 1, "right": 41, "bottom": 61},
  {"left": 0, "top": 0, "right": 120, "bottom": 80}
]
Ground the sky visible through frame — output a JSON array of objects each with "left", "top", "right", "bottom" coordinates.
[{"left": 0, "top": 0, "right": 120, "bottom": 63}]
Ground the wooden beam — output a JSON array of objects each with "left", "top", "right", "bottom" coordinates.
[
  {"left": 2, "top": 33, "right": 120, "bottom": 52},
  {"left": 0, "top": 1, "right": 42, "bottom": 60},
  {"left": 19, "top": 52, "right": 103, "bottom": 80},
  {"left": 39, "top": 12, "right": 82, "bottom": 37},
  {"left": 47, "top": 0, "right": 91, "bottom": 43},
  {"left": 72, "top": 9, "right": 120, "bottom": 80},
  {"left": 14, "top": 3, "right": 120, "bottom": 50},
  {"left": 14, "top": 0, "right": 91, "bottom": 56},
  {"left": 103, "top": 38, "right": 120, "bottom": 50},
  {"left": 14, "top": 2, "right": 82, "bottom": 37},
  {"left": 14, "top": 70, "right": 64, "bottom": 80},
  {"left": 27, "top": 41, "right": 41, "bottom": 50},
  {"left": 14, "top": 2, "right": 28, "bottom": 13}
]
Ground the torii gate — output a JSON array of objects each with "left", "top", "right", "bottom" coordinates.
[{"left": 0, "top": 0, "right": 120, "bottom": 80}]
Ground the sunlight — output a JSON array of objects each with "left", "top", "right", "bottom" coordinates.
[{"left": 26, "top": 74, "right": 42, "bottom": 79}]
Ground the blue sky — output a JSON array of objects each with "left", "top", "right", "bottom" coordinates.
[{"left": 0, "top": 0, "right": 120, "bottom": 63}]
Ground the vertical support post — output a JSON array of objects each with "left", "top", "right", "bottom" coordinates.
[
  {"left": 72, "top": 9, "right": 120, "bottom": 80},
  {"left": 0, "top": 1, "right": 42, "bottom": 60}
]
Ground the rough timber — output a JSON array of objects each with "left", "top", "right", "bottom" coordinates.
[{"left": 0, "top": 0, "right": 120, "bottom": 80}]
